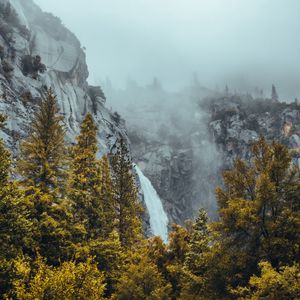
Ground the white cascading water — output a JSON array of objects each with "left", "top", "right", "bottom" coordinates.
[{"left": 135, "top": 166, "right": 169, "bottom": 243}]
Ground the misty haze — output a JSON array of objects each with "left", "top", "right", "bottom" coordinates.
[
  {"left": 0, "top": 0, "right": 299, "bottom": 298},
  {"left": 36, "top": 0, "right": 300, "bottom": 99}
]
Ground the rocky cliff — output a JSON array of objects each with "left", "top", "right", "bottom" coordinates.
[
  {"left": 206, "top": 95, "right": 300, "bottom": 169},
  {"left": 0, "top": 0, "right": 127, "bottom": 154},
  {"left": 106, "top": 84, "right": 222, "bottom": 225},
  {"left": 108, "top": 83, "right": 300, "bottom": 225},
  {"left": 0, "top": 0, "right": 152, "bottom": 232}
]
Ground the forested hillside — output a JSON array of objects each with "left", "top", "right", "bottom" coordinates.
[
  {"left": 0, "top": 0, "right": 299, "bottom": 299},
  {"left": 0, "top": 88, "right": 299, "bottom": 299}
]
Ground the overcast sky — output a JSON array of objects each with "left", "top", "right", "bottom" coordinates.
[{"left": 34, "top": 0, "right": 300, "bottom": 99}]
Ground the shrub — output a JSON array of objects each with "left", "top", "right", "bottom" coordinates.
[
  {"left": 20, "top": 90, "right": 33, "bottom": 105},
  {"left": 21, "top": 55, "right": 46, "bottom": 78}
]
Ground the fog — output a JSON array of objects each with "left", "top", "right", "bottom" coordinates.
[
  {"left": 34, "top": 0, "right": 300, "bottom": 100},
  {"left": 33, "top": 0, "right": 300, "bottom": 220}
]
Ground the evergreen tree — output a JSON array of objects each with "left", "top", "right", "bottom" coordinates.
[
  {"left": 68, "top": 113, "right": 115, "bottom": 241},
  {"left": 271, "top": 84, "right": 279, "bottom": 101},
  {"left": 68, "top": 112, "right": 101, "bottom": 240},
  {"left": 17, "top": 89, "right": 73, "bottom": 264},
  {"left": 209, "top": 137, "right": 300, "bottom": 296},
  {"left": 232, "top": 261, "right": 300, "bottom": 299},
  {"left": 112, "top": 246, "right": 171, "bottom": 300},
  {"left": 7, "top": 256, "right": 106, "bottom": 300},
  {"left": 18, "top": 88, "right": 66, "bottom": 194},
  {"left": 110, "top": 138, "right": 143, "bottom": 248},
  {"left": 165, "top": 224, "right": 190, "bottom": 299},
  {"left": 67, "top": 114, "right": 123, "bottom": 296},
  {"left": 0, "top": 115, "right": 10, "bottom": 186},
  {"left": 179, "top": 210, "right": 211, "bottom": 299},
  {"left": 88, "top": 230, "right": 125, "bottom": 297},
  {"left": 184, "top": 209, "right": 209, "bottom": 273},
  {"left": 0, "top": 114, "right": 35, "bottom": 296},
  {"left": 100, "top": 155, "right": 116, "bottom": 238}
]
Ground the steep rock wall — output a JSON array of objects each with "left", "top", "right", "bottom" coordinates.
[
  {"left": 0, "top": 0, "right": 126, "bottom": 153},
  {"left": 0, "top": 0, "right": 151, "bottom": 232}
]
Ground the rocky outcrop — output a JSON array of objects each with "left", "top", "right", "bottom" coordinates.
[
  {"left": 205, "top": 95, "right": 300, "bottom": 168},
  {"left": 112, "top": 85, "right": 222, "bottom": 225},
  {"left": 125, "top": 90, "right": 300, "bottom": 225},
  {"left": 0, "top": 0, "right": 151, "bottom": 232},
  {"left": 0, "top": 0, "right": 128, "bottom": 155},
  {"left": 129, "top": 124, "right": 221, "bottom": 225}
]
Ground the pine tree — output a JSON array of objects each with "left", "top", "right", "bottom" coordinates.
[
  {"left": 68, "top": 113, "right": 116, "bottom": 242},
  {"left": 88, "top": 230, "right": 125, "bottom": 297},
  {"left": 68, "top": 113, "right": 104, "bottom": 241},
  {"left": 232, "top": 261, "right": 300, "bottom": 299},
  {"left": 100, "top": 155, "right": 116, "bottom": 238},
  {"left": 16, "top": 89, "right": 73, "bottom": 264},
  {"left": 165, "top": 224, "right": 190, "bottom": 299},
  {"left": 210, "top": 137, "right": 300, "bottom": 296},
  {"left": 0, "top": 115, "right": 10, "bottom": 186},
  {"left": 0, "top": 114, "right": 34, "bottom": 296},
  {"left": 184, "top": 209, "right": 210, "bottom": 274},
  {"left": 112, "top": 246, "right": 171, "bottom": 300},
  {"left": 7, "top": 256, "right": 106, "bottom": 300},
  {"left": 110, "top": 138, "right": 143, "bottom": 248},
  {"left": 271, "top": 84, "right": 279, "bottom": 101},
  {"left": 17, "top": 88, "right": 66, "bottom": 194},
  {"left": 180, "top": 209, "right": 211, "bottom": 299}
]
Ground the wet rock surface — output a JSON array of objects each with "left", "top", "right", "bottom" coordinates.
[
  {"left": 0, "top": 0, "right": 129, "bottom": 155},
  {"left": 205, "top": 95, "right": 300, "bottom": 168},
  {"left": 130, "top": 93, "right": 300, "bottom": 225}
]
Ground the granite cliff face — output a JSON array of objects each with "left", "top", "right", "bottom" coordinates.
[
  {"left": 0, "top": 0, "right": 152, "bottom": 233},
  {"left": 0, "top": 0, "right": 127, "bottom": 155},
  {"left": 106, "top": 84, "right": 222, "bottom": 225},
  {"left": 206, "top": 95, "right": 300, "bottom": 169}
]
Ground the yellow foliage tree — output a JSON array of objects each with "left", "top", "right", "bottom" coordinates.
[
  {"left": 7, "top": 256, "right": 106, "bottom": 300},
  {"left": 232, "top": 261, "right": 300, "bottom": 299},
  {"left": 110, "top": 138, "right": 143, "bottom": 248},
  {"left": 112, "top": 245, "right": 171, "bottom": 300}
]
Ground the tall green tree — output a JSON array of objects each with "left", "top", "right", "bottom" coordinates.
[
  {"left": 207, "top": 137, "right": 300, "bottom": 297},
  {"left": 68, "top": 113, "right": 115, "bottom": 241},
  {"left": 184, "top": 209, "right": 210, "bottom": 273},
  {"left": 110, "top": 138, "right": 143, "bottom": 248},
  {"left": 0, "top": 114, "right": 34, "bottom": 297},
  {"left": 112, "top": 245, "right": 171, "bottom": 300},
  {"left": 18, "top": 88, "right": 66, "bottom": 194},
  {"left": 180, "top": 209, "right": 211, "bottom": 299},
  {"left": 17, "top": 89, "right": 72, "bottom": 264},
  {"left": 165, "top": 224, "right": 190, "bottom": 300},
  {"left": 0, "top": 115, "right": 10, "bottom": 185},
  {"left": 100, "top": 155, "right": 116, "bottom": 238},
  {"left": 232, "top": 261, "right": 300, "bottom": 299},
  {"left": 7, "top": 256, "right": 106, "bottom": 300}
]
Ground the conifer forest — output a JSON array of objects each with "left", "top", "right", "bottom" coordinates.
[{"left": 0, "top": 0, "right": 299, "bottom": 299}]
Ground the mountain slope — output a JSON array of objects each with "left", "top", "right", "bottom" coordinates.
[{"left": 0, "top": 0, "right": 126, "bottom": 154}]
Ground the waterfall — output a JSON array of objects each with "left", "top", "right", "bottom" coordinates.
[{"left": 135, "top": 166, "right": 169, "bottom": 243}]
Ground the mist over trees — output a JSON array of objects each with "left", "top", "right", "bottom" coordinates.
[
  {"left": 0, "top": 0, "right": 299, "bottom": 298},
  {"left": 0, "top": 88, "right": 298, "bottom": 299}
]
